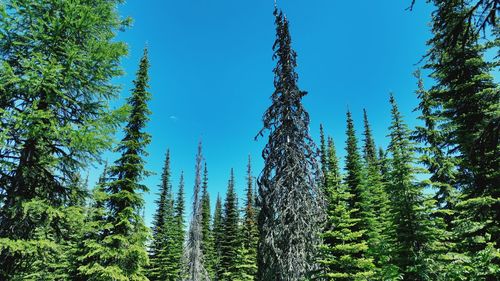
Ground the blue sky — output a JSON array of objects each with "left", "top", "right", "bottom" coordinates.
[{"left": 87, "top": 1, "right": 469, "bottom": 226}]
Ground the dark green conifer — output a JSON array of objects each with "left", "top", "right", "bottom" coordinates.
[
  {"left": 221, "top": 169, "right": 240, "bottom": 280},
  {"left": 213, "top": 194, "right": 224, "bottom": 281},
  {"left": 149, "top": 149, "right": 176, "bottom": 281},
  {"left": 241, "top": 156, "right": 258, "bottom": 280},
  {"left": 426, "top": 1, "right": 499, "bottom": 278},
  {"left": 200, "top": 163, "right": 216, "bottom": 278},
  {"left": 171, "top": 172, "right": 186, "bottom": 280},
  {"left": 387, "top": 95, "right": 439, "bottom": 280}
]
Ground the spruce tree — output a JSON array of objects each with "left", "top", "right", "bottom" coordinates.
[
  {"left": 426, "top": 1, "right": 499, "bottom": 278},
  {"left": 256, "top": 7, "right": 324, "bottom": 280},
  {"left": 149, "top": 149, "right": 176, "bottom": 281},
  {"left": 344, "top": 110, "right": 370, "bottom": 232},
  {"left": 412, "top": 70, "right": 458, "bottom": 228},
  {"left": 213, "top": 194, "right": 224, "bottom": 281},
  {"left": 80, "top": 48, "right": 152, "bottom": 280},
  {"left": 320, "top": 124, "right": 328, "bottom": 179},
  {"left": 241, "top": 156, "right": 258, "bottom": 280},
  {"left": 317, "top": 136, "right": 375, "bottom": 280},
  {"left": 386, "top": 95, "right": 439, "bottom": 280},
  {"left": 362, "top": 109, "right": 377, "bottom": 164},
  {"left": 172, "top": 172, "right": 186, "bottom": 280},
  {"left": 184, "top": 142, "right": 210, "bottom": 281},
  {"left": 362, "top": 110, "right": 395, "bottom": 279},
  {"left": 0, "top": 0, "right": 127, "bottom": 278},
  {"left": 221, "top": 169, "right": 240, "bottom": 280},
  {"left": 200, "top": 163, "right": 216, "bottom": 278}
]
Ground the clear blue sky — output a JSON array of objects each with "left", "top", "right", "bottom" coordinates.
[{"left": 88, "top": 0, "right": 449, "bottom": 226}]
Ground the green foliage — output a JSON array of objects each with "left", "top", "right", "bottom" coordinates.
[
  {"left": 148, "top": 150, "right": 177, "bottom": 281},
  {"left": 240, "top": 156, "right": 258, "bottom": 280},
  {"left": 425, "top": 1, "right": 500, "bottom": 279},
  {"left": 220, "top": 169, "right": 240, "bottom": 280},
  {"left": 0, "top": 0, "right": 127, "bottom": 278},
  {"left": 386, "top": 95, "right": 443, "bottom": 280},
  {"left": 78, "top": 49, "right": 152, "bottom": 281},
  {"left": 172, "top": 172, "right": 186, "bottom": 280},
  {"left": 200, "top": 163, "right": 216, "bottom": 278},
  {"left": 317, "top": 136, "right": 375, "bottom": 280},
  {"left": 213, "top": 194, "right": 224, "bottom": 280},
  {"left": 361, "top": 110, "right": 394, "bottom": 279}
]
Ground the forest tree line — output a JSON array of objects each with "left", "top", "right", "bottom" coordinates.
[{"left": 0, "top": 0, "right": 498, "bottom": 280}]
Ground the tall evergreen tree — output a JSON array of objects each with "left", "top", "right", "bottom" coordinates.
[
  {"left": 387, "top": 95, "right": 439, "bottom": 280},
  {"left": 317, "top": 136, "right": 375, "bottom": 280},
  {"left": 426, "top": 1, "right": 499, "bottom": 278},
  {"left": 320, "top": 124, "right": 328, "bottom": 179},
  {"left": 0, "top": 0, "right": 127, "bottom": 278},
  {"left": 344, "top": 110, "right": 370, "bottom": 231},
  {"left": 361, "top": 110, "right": 395, "bottom": 279},
  {"left": 256, "top": 7, "right": 324, "bottom": 280},
  {"left": 412, "top": 70, "right": 458, "bottom": 228},
  {"left": 200, "top": 163, "right": 216, "bottom": 278},
  {"left": 240, "top": 156, "right": 258, "bottom": 280},
  {"left": 212, "top": 194, "right": 224, "bottom": 281},
  {"left": 172, "top": 172, "right": 186, "bottom": 280},
  {"left": 149, "top": 149, "right": 176, "bottom": 281},
  {"left": 184, "top": 142, "right": 210, "bottom": 281},
  {"left": 221, "top": 169, "right": 240, "bottom": 280},
  {"left": 362, "top": 109, "right": 377, "bottom": 164},
  {"left": 80, "top": 48, "right": 152, "bottom": 280}
]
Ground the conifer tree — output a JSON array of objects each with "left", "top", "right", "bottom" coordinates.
[
  {"left": 201, "top": 163, "right": 216, "bottom": 278},
  {"left": 213, "top": 194, "right": 224, "bottom": 281},
  {"left": 80, "top": 48, "right": 152, "bottom": 280},
  {"left": 320, "top": 124, "right": 328, "bottom": 179},
  {"left": 317, "top": 136, "right": 375, "bottom": 280},
  {"left": 0, "top": 0, "right": 127, "bottom": 278},
  {"left": 362, "top": 110, "right": 395, "bottom": 279},
  {"left": 221, "top": 169, "right": 240, "bottom": 280},
  {"left": 344, "top": 110, "right": 370, "bottom": 232},
  {"left": 184, "top": 142, "right": 210, "bottom": 281},
  {"left": 172, "top": 172, "right": 186, "bottom": 280},
  {"left": 149, "top": 149, "right": 176, "bottom": 281},
  {"left": 240, "top": 156, "right": 258, "bottom": 280},
  {"left": 256, "top": 7, "right": 324, "bottom": 280},
  {"left": 387, "top": 95, "right": 439, "bottom": 280},
  {"left": 362, "top": 109, "right": 377, "bottom": 164},
  {"left": 426, "top": 1, "right": 499, "bottom": 278},
  {"left": 412, "top": 70, "right": 458, "bottom": 229}
]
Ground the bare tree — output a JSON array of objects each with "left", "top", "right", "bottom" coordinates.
[
  {"left": 183, "top": 141, "right": 210, "bottom": 281},
  {"left": 255, "top": 7, "right": 324, "bottom": 281}
]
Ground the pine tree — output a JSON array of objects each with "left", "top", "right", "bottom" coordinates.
[
  {"left": 240, "top": 156, "right": 258, "bottom": 280},
  {"left": 387, "top": 95, "right": 439, "bottom": 280},
  {"left": 0, "top": 0, "right": 127, "bottom": 278},
  {"left": 149, "top": 149, "right": 176, "bottom": 280},
  {"left": 213, "top": 194, "right": 224, "bottom": 281},
  {"left": 256, "top": 7, "right": 324, "bottom": 280},
  {"left": 426, "top": 1, "right": 499, "bottom": 278},
  {"left": 317, "top": 136, "right": 375, "bottom": 280},
  {"left": 184, "top": 142, "right": 210, "bottom": 281},
  {"left": 221, "top": 169, "right": 240, "bottom": 280},
  {"left": 201, "top": 163, "right": 216, "bottom": 278}
]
